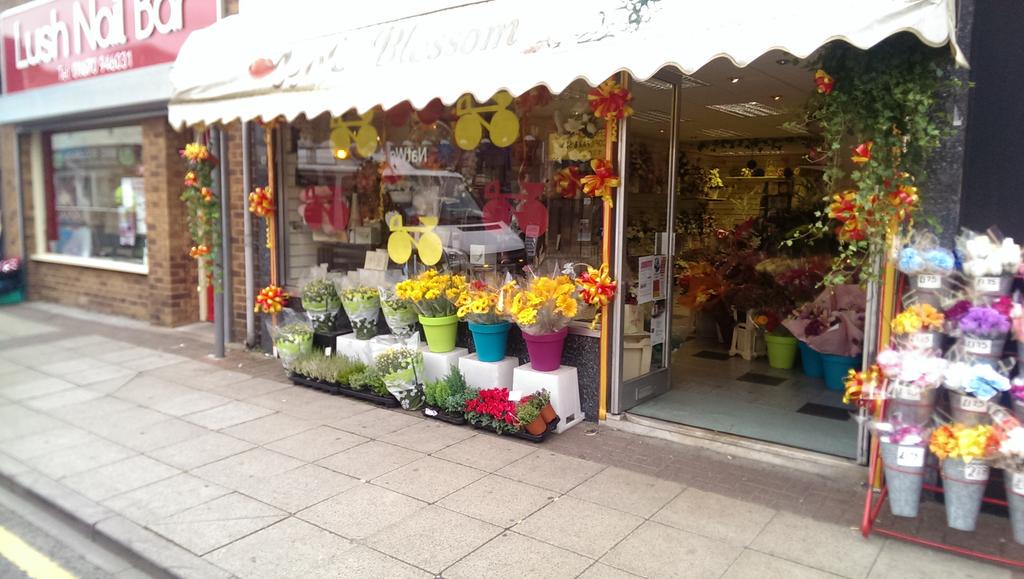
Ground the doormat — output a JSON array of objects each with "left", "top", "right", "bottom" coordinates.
[
  {"left": 737, "top": 372, "right": 787, "bottom": 386},
  {"left": 693, "top": 351, "right": 730, "bottom": 361},
  {"left": 796, "top": 403, "right": 851, "bottom": 421}
]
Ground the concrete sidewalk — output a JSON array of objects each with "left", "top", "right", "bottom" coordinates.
[{"left": 0, "top": 304, "right": 1015, "bottom": 578}]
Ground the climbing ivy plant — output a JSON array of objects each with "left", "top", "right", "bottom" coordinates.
[{"left": 787, "top": 34, "right": 962, "bottom": 285}]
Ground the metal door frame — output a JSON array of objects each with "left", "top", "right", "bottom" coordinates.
[{"left": 610, "top": 74, "right": 680, "bottom": 415}]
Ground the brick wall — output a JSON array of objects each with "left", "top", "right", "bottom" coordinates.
[{"left": 0, "top": 127, "right": 23, "bottom": 260}]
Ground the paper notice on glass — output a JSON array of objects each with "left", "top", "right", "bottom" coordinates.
[
  {"left": 637, "top": 256, "right": 654, "bottom": 304},
  {"left": 651, "top": 311, "right": 666, "bottom": 346},
  {"left": 652, "top": 255, "right": 666, "bottom": 301}
]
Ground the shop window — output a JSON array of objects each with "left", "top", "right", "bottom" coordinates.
[
  {"left": 43, "top": 126, "right": 146, "bottom": 267},
  {"left": 281, "top": 81, "right": 606, "bottom": 319}
]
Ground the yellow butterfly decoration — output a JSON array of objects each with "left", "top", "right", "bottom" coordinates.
[
  {"left": 330, "top": 110, "right": 379, "bottom": 158},
  {"left": 454, "top": 91, "right": 519, "bottom": 150},
  {"left": 387, "top": 213, "right": 443, "bottom": 266}
]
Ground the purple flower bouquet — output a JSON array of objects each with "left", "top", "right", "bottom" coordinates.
[{"left": 959, "top": 306, "right": 1010, "bottom": 339}]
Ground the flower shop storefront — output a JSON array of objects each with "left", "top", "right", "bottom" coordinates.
[{"left": 168, "top": 0, "right": 963, "bottom": 460}]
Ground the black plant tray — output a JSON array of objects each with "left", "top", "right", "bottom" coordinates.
[
  {"left": 289, "top": 374, "right": 400, "bottom": 408},
  {"left": 422, "top": 406, "right": 467, "bottom": 425},
  {"left": 313, "top": 330, "right": 347, "bottom": 353},
  {"left": 468, "top": 416, "right": 560, "bottom": 443}
]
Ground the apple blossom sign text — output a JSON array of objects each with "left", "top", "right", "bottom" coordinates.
[{"left": 1, "top": 0, "right": 216, "bottom": 93}]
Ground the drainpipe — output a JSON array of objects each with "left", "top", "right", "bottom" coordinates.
[
  {"left": 219, "top": 127, "right": 232, "bottom": 344},
  {"left": 13, "top": 133, "right": 26, "bottom": 267},
  {"left": 210, "top": 128, "right": 225, "bottom": 358},
  {"left": 242, "top": 123, "right": 255, "bottom": 347}
]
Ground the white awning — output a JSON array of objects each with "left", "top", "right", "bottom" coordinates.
[{"left": 168, "top": 0, "right": 965, "bottom": 128}]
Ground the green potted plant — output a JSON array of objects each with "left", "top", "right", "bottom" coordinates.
[
  {"left": 395, "top": 270, "right": 467, "bottom": 353},
  {"left": 754, "top": 309, "right": 798, "bottom": 370},
  {"left": 423, "top": 367, "right": 474, "bottom": 424},
  {"left": 517, "top": 400, "right": 546, "bottom": 436},
  {"left": 375, "top": 347, "right": 425, "bottom": 409},
  {"left": 533, "top": 389, "right": 557, "bottom": 423}
]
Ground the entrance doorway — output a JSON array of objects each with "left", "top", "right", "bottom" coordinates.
[{"left": 614, "top": 54, "right": 860, "bottom": 459}]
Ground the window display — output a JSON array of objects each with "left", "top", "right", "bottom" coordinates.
[
  {"left": 47, "top": 125, "right": 146, "bottom": 265},
  {"left": 280, "top": 81, "right": 608, "bottom": 320}
]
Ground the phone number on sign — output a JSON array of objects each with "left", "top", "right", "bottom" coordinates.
[{"left": 55, "top": 50, "right": 135, "bottom": 82}]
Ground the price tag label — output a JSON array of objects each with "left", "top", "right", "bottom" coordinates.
[
  {"left": 364, "top": 249, "right": 389, "bottom": 271},
  {"left": 893, "top": 384, "right": 921, "bottom": 401},
  {"left": 469, "top": 244, "right": 486, "bottom": 265},
  {"left": 976, "top": 276, "right": 1002, "bottom": 292},
  {"left": 1013, "top": 473, "right": 1024, "bottom": 495},
  {"left": 324, "top": 347, "right": 332, "bottom": 357},
  {"left": 423, "top": 407, "right": 438, "bottom": 417},
  {"left": 960, "top": 395, "right": 987, "bottom": 412},
  {"left": 917, "top": 274, "right": 941, "bottom": 289},
  {"left": 964, "top": 463, "right": 990, "bottom": 481},
  {"left": 964, "top": 337, "right": 992, "bottom": 355},
  {"left": 909, "top": 333, "right": 935, "bottom": 348},
  {"left": 896, "top": 446, "right": 925, "bottom": 468}
]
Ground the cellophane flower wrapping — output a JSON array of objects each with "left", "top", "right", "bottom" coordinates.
[
  {"left": 782, "top": 284, "right": 865, "bottom": 356},
  {"left": 957, "top": 305, "right": 1010, "bottom": 339},
  {"left": 374, "top": 346, "right": 424, "bottom": 409},
  {"left": 944, "top": 361, "right": 1011, "bottom": 401},
  {"left": 506, "top": 270, "right": 581, "bottom": 335},
  {"left": 270, "top": 309, "right": 314, "bottom": 370},
  {"left": 455, "top": 275, "right": 515, "bottom": 325},
  {"left": 929, "top": 423, "right": 997, "bottom": 463},
  {"left": 335, "top": 275, "right": 381, "bottom": 340},
  {"left": 379, "top": 284, "right": 418, "bottom": 338},
  {"left": 897, "top": 233, "right": 955, "bottom": 276},
  {"left": 876, "top": 349, "right": 947, "bottom": 390},
  {"left": 956, "top": 228, "right": 1022, "bottom": 277},
  {"left": 394, "top": 269, "right": 466, "bottom": 318},
  {"left": 991, "top": 427, "right": 1024, "bottom": 472},
  {"left": 300, "top": 267, "right": 342, "bottom": 333},
  {"left": 872, "top": 418, "right": 928, "bottom": 446}
]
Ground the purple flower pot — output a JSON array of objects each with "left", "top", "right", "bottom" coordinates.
[{"left": 523, "top": 327, "right": 568, "bottom": 372}]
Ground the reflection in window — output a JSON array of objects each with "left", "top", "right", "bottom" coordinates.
[
  {"left": 282, "top": 81, "right": 608, "bottom": 324},
  {"left": 48, "top": 126, "right": 146, "bottom": 264}
]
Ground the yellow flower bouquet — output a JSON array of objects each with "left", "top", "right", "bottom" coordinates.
[
  {"left": 507, "top": 273, "right": 582, "bottom": 371},
  {"left": 457, "top": 278, "right": 516, "bottom": 362}
]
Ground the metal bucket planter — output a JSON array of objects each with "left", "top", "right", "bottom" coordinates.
[
  {"left": 941, "top": 458, "right": 991, "bottom": 531},
  {"left": 970, "top": 275, "right": 1014, "bottom": 298},
  {"left": 886, "top": 385, "right": 937, "bottom": 426},
  {"left": 880, "top": 440, "right": 927, "bottom": 517},
  {"left": 961, "top": 335, "right": 1007, "bottom": 365},
  {"left": 896, "top": 331, "right": 942, "bottom": 351},
  {"left": 947, "top": 390, "right": 991, "bottom": 426},
  {"left": 908, "top": 273, "right": 948, "bottom": 308},
  {"left": 1005, "top": 471, "right": 1024, "bottom": 544}
]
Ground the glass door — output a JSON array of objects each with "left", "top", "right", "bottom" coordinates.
[{"left": 612, "top": 73, "right": 679, "bottom": 413}]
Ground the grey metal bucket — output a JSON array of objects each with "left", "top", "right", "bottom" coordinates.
[
  {"left": 1014, "top": 399, "right": 1024, "bottom": 425},
  {"left": 1004, "top": 472, "right": 1024, "bottom": 544},
  {"left": 886, "top": 386, "right": 937, "bottom": 426},
  {"left": 961, "top": 335, "right": 1007, "bottom": 363},
  {"left": 941, "top": 458, "right": 990, "bottom": 531},
  {"left": 907, "top": 274, "right": 947, "bottom": 308},
  {"left": 880, "top": 441, "right": 926, "bottom": 517},
  {"left": 970, "top": 275, "right": 1014, "bottom": 297},
  {"left": 947, "top": 391, "right": 991, "bottom": 426}
]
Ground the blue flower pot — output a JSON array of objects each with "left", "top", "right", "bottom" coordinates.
[
  {"left": 822, "top": 353, "right": 860, "bottom": 391},
  {"left": 469, "top": 321, "right": 511, "bottom": 362},
  {"left": 798, "top": 342, "right": 824, "bottom": 378}
]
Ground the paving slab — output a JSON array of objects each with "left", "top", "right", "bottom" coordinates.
[
  {"left": 0, "top": 427, "right": 97, "bottom": 461},
  {"left": 23, "top": 387, "right": 104, "bottom": 410},
  {"left": 0, "top": 376, "right": 78, "bottom": 401},
  {"left": 579, "top": 562, "right": 643, "bottom": 578},
  {"left": 191, "top": 448, "right": 304, "bottom": 490},
  {"left": 515, "top": 496, "right": 644, "bottom": 559},
  {"left": 233, "top": 464, "right": 360, "bottom": 513},
  {"left": 445, "top": 531, "right": 592, "bottom": 579},
  {"left": 366, "top": 505, "right": 502, "bottom": 574},
  {"left": 148, "top": 492, "right": 286, "bottom": 555},
  {"left": 601, "top": 521, "right": 742, "bottom": 579},
  {"left": 379, "top": 420, "right": 477, "bottom": 454},
  {"left": 496, "top": 449, "right": 607, "bottom": 493},
  {"left": 749, "top": 511, "right": 884, "bottom": 579},
  {"left": 570, "top": 466, "right": 685, "bottom": 518},
  {"left": 62, "top": 455, "right": 180, "bottom": 501},
  {"left": 103, "top": 473, "right": 231, "bottom": 524},
  {"left": 149, "top": 390, "right": 234, "bottom": 417},
  {"left": 147, "top": 432, "right": 255, "bottom": 471},
  {"left": 432, "top": 433, "right": 535, "bottom": 472},
  {"left": 204, "top": 517, "right": 366, "bottom": 579},
  {"left": 329, "top": 408, "right": 423, "bottom": 438},
  {"left": 723, "top": 550, "right": 842, "bottom": 579},
  {"left": 438, "top": 474, "right": 556, "bottom": 528},
  {"left": 25, "top": 437, "right": 137, "bottom": 479},
  {"left": 0, "top": 405, "right": 63, "bottom": 441},
  {"left": 95, "top": 516, "right": 233, "bottom": 579},
  {"left": 866, "top": 539, "right": 1012, "bottom": 579},
  {"left": 219, "top": 412, "right": 316, "bottom": 445},
  {"left": 103, "top": 418, "right": 209, "bottom": 453},
  {"left": 265, "top": 426, "right": 367, "bottom": 462},
  {"left": 183, "top": 401, "right": 275, "bottom": 430},
  {"left": 297, "top": 483, "right": 426, "bottom": 540},
  {"left": 372, "top": 456, "right": 486, "bottom": 503},
  {"left": 653, "top": 487, "right": 776, "bottom": 547},
  {"left": 316, "top": 441, "right": 424, "bottom": 481}
]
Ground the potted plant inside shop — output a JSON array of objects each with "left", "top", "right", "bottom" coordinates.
[
  {"left": 396, "top": 270, "right": 467, "bottom": 352},
  {"left": 338, "top": 284, "right": 381, "bottom": 340},
  {"left": 929, "top": 423, "right": 997, "bottom": 532},
  {"left": 506, "top": 273, "right": 582, "bottom": 371},
  {"left": 464, "top": 387, "right": 519, "bottom": 435},
  {"left": 422, "top": 367, "right": 475, "bottom": 424},
  {"left": 374, "top": 346, "right": 425, "bottom": 410},
  {"left": 783, "top": 284, "right": 866, "bottom": 390},
  {"left": 457, "top": 278, "right": 515, "bottom": 362},
  {"left": 754, "top": 309, "right": 798, "bottom": 370}
]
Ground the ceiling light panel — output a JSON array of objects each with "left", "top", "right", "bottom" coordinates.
[
  {"left": 699, "top": 128, "right": 748, "bottom": 138},
  {"left": 706, "top": 102, "right": 783, "bottom": 118},
  {"left": 631, "top": 109, "right": 672, "bottom": 124}
]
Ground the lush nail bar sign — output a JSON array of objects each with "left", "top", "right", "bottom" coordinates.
[{"left": 1, "top": 0, "right": 216, "bottom": 93}]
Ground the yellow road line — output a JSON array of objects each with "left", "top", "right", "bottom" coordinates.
[{"left": 0, "top": 526, "right": 76, "bottom": 579}]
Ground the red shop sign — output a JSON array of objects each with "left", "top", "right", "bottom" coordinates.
[{"left": 1, "top": 0, "right": 217, "bottom": 94}]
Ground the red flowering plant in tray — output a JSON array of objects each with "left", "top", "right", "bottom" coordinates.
[{"left": 464, "top": 387, "right": 520, "bottom": 434}]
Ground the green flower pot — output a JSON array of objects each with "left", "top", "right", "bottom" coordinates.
[
  {"left": 764, "top": 334, "right": 798, "bottom": 369},
  {"left": 419, "top": 314, "right": 459, "bottom": 353}
]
